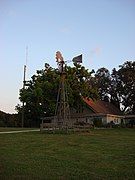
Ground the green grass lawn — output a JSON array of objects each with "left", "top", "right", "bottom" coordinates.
[{"left": 0, "top": 128, "right": 135, "bottom": 179}]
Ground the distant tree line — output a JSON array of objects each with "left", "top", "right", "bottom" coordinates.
[
  {"left": 0, "top": 61, "right": 134, "bottom": 127},
  {"left": 0, "top": 111, "right": 20, "bottom": 127}
]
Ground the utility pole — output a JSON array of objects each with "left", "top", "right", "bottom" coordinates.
[
  {"left": 21, "top": 65, "right": 26, "bottom": 128},
  {"left": 22, "top": 47, "right": 28, "bottom": 128}
]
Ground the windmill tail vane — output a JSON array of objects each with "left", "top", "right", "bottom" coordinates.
[{"left": 72, "top": 54, "right": 82, "bottom": 63}]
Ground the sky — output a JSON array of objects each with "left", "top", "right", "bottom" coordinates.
[{"left": 0, "top": 0, "right": 135, "bottom": 114}]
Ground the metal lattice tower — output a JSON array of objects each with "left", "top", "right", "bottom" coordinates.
[{"left": 55, "top": 51, "right": 71, "bottom": 128}]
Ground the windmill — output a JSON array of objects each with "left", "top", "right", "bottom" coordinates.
[{"left": 54, "top": 51, "right": 82, "bottom": 129}]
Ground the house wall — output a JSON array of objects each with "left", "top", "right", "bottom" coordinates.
[
  {"left": 70, "top": 113, "right": 123, "bottom": 125},
  {"left": 102, "top": 116, "right": 107, "bottom": 124},
  {"left": 70, "top": 105, "right": 123, "bottom": 125},
  {"left": 106, "top": 115, "right": 122, "bottom": 124},
  {"left": 70, "top": 106, "right": 95, "bottom": 124}
]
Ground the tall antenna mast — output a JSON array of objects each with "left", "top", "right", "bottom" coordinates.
[
  {"left": 22, "top": 46, "right": 28, "bottom": 128},
  {"left": 23, "top": 46, "right": 28, "bottom": 87}
]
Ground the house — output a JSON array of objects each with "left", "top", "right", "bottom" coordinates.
[
  {"left": 41, "top": 98, "right": 135, "bottom": 129},
  {"left": 70, "top": 98, "right": 123, "bottom": 126}
]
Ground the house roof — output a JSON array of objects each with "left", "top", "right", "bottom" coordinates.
[{"left": 83, "top": 98, "right": 122, "bottom": 115}]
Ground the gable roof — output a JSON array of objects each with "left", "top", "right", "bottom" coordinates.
[{"left": 83, "top": 98, "right": 122, "bottom": 115}]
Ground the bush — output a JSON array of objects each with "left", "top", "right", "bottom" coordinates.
[{"left": 93, "top": 118, "right": 103, "bottom": 127}]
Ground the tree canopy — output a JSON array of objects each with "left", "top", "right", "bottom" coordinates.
[
  {"left": 95, "top": 61, "right": 135, "bottom": 114},
  {"left": 16, "top": 62, "right": 98, "bottom": 127},
  {"left": 15, "top": 60, "right": 135, "bottom": 127}
]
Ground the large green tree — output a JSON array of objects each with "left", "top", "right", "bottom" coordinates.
[
  {"left": 94, "top": 67, "right": 111, "bottom": 102},
  {"left": 111, "top": 61, "right": 135, "bottom": 114},
  {"left": 16, "top": 63, "right": 98, "bottom": 127},
  {"left": 95, "top": 61, "right": 135, "bottom": 114},
  {"left": 66, "top": 63, "right": 98, "bottom": 107}
]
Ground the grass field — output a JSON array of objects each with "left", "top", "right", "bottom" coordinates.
[{"left": 0, "top": 128, "right": 135, "bottom": 179}]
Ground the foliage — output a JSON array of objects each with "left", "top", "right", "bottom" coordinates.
[
  {"left": 15, "top": 60, "right": 135, "bottom": 127},
  {"left": 17, "top": 63, "right": 98, "bottom": 127},
  {"left": 66, "top": 63, "right": 98, "bottom": 108},
  {"left": 114, "top": 61, "right": 135, "bottom": 114},
  {"left": 94, "top": 67, "right": 111, "bottom": 101},
  {"left": 0, "top": 110, "right": 19, "bottom": 127},
  {"left": 93, "top": 118, "right": 103, "bottom": 127},
  {"left": 94, "top": 61, "right": 135, "bottom": 114}
]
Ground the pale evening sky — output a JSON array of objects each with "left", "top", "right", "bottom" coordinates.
[{"left": 0, "top": 0, "right": 135, "bottom": 113}]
